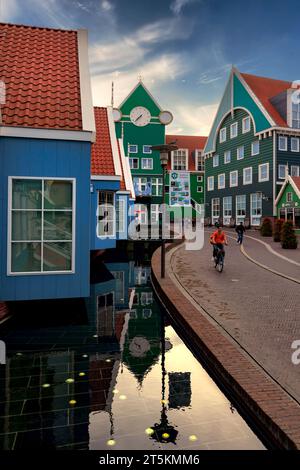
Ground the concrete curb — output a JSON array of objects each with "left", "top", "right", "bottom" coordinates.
[
  {"left": 243, "top": 234, "right": 300, "bottom": 267},
  {"left": 240, "top": 243, "right": 300, "bottom": 285},
  {"left": 151, "top": 243, "right": 300, "bottom": 450}
]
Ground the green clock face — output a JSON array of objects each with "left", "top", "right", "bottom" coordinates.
[{"left": 130, "top": 106, "right": 151, "bottom": 127}]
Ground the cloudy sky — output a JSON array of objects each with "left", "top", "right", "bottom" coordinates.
[{"left": 1, "top": 0, "right": 300, "bottom": 135}]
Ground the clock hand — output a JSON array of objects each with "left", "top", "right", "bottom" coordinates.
[{"left": 134, "top": 114, "right": 143, "bottom": 122}]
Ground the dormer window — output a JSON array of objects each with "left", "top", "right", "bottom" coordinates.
[{"left": 292, "top": 101, "right": 300, "bottom": 129}]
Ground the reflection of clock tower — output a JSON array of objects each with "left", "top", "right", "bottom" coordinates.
[{"left": 114, "top": 80, "right": 173, "bottom": 224}]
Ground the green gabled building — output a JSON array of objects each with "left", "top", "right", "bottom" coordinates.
[
  {"left": 275, "top": 175, "right": 300, "bottom": 233},
  {"left": 204, "top": 68, "right": 300, "bottom": 227},
  {"left": 113, "top": 80, "right": 173, "bottom": 224}
]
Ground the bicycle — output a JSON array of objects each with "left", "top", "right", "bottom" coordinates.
[{"left": 214, "top": 245, "right": 224, "bottom": 273}]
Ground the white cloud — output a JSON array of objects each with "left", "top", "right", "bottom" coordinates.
[
  {"left": 170, "top": 0, "right": 200, "bottom": 15},
  {"left": 91, "top": 53, "right": 188, "bottom": 108},
  {"left": 101, "top": 0, "right": 113, "bottom": 11},
  {"left": 0, "top": 0, "right": 19, "bottom": 21},
  {"left": 90, "top": 38, "right": 146, "bottom": 74},
  {"left": 167, "top": 102, "right": 218, "bottom": 135},
  {"left": 136, "top": 17, "right": 193, "bottom": 44}
]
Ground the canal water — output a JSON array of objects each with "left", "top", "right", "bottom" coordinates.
[{"left": 0, "top": 244, "right": 265, "bottom": 450}]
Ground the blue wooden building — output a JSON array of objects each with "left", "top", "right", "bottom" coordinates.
[{"left": 90, "top": 107, "right": 135, "bottom": 253}]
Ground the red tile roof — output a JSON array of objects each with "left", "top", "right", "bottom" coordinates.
[
  {"left": 240, "top": 73, "right": 294, "bottom": 127},
  {"left": 92, "top": 107, "right": 115, "bottom": 176},
  {"left": 0, "top": 23, "right": 82, "bottom": 129},
  {"left": 92, "top": 107, "right": 127, "bottom": 192},
  {"left": 292, "top": 176, "right": 300, "bottom": 192},
  {"left": 166, "top": 134, "right": 207, "bottom": 170}
]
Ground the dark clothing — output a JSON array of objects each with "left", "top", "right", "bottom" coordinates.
[
  {"left": 235, "top": 224, "right": 245, "bottom": 244},
  {"left": 235, "top": 224, "right": 245, "bottom": 234},
  {"left": 213, "top": 243, "right": 225, "bottom": 258}
]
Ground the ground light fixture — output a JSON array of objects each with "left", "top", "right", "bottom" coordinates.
[{"left": 150, "top": 143, "right": 178, "bottom": 278}]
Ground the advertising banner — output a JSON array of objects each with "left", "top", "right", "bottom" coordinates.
[{"left": 169, "top": 171, "right": 190, "bottom": 206}]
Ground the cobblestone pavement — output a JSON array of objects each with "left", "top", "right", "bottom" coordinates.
[
  {"left": 241, "top": 229, "right": 300, "bottom": 265},
  {"left": 170, "top": 233, "right": 300, "bottom": 403},
  {"left": 225, "top": 230, "right": 300, "bottom": 281}
]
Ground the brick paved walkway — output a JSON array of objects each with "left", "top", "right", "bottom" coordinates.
[
  {"left": 223, "top": 230, "right": 300, "bottom": 282},
  {"left": 169, "top": 233, "right": 300, "bottom": 403},
  {"left": 240, "top": 229, "right": 300, "bottom": 265}
]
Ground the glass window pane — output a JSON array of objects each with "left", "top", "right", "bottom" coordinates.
[
  {"left": 12, "top": 211, "right": 42, "bottom": 241},
  {"left": 12, "top": 179, "right": 42, "bottom": 209},
  {"left": 11, "top": 242, "right": 41, "bottom": 272},
  {"left": 43, "top": 242, "right": 72, "bottom": 271},
  {"left": 44, "top": 211, "right": 72, "bottom": 241},
  {"left": 44, "top": 180, "right": 72, "bottom": 209}
]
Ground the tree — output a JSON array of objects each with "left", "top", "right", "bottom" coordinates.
[
  {"left": 273, "top": 218, "right": 284, "bottom": 242},
  {"left": 260, "top": 217, "right": 273, "bottom": 237},
  {"left": 281, "top": 221, "right": 298, "bottom": 249}
]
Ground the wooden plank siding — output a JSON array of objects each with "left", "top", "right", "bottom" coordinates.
[{"left": 205, "top": 108, "right": 274, "bottom": 222}]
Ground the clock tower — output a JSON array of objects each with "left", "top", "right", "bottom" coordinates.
[{"left": 114, "top": 80, "right": 173, "bottom": 225}]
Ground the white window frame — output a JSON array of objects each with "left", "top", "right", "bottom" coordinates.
[
  {"left": 197, "top": 175, "right": 203, "bottom": 182},
  {"left": 8, "top": 176, "right": 76, "bottom": 275},
  {"left": 143, "top": 145, "right": 152, "bottom": 154},
  {"left": 195, "top": 150, "right": 204, "bottom": 171},
  {"left": 116, "top": 198, "right": 125, "bottom": 233},
  {"left": 287, "top": 192, "right": 293, "bottom": 202},
  {"left": 278, "top": 164, "right": 286, "bottom": 180},
  {"left": 291, "top": 137, "right": 300, "bottom": 152},
  {"left": 150, "top": 204, "right": 160, "bottom": 223},
  {"left": 242, "top": 116, "right": 251, "bottom": 133},
  {"left": 224, "top": 150, "right": 231, "bottom": 164},
  {"left": 212, "top": 197, "right": 220, "bottom": 222},
  {"left": 219, "top": 127, "right": 226, "bottom": 143},
  {"left": 213, "top": 155, "right": 219, "bottom": 167},
  {"left": 223, "top": 196, "right": 232, "bottom": 222},
  {"left": 151, "top": 177, "right": 163, "bottom": 196},
  {"left": 243, "top": 167, "right": 253, "bottom": 185},
  {"left": 230, "top": 122, "right": 238, "bottom": 139},
  {"left": 141, "top": 158, "right": 153, "bottom": 170},
  {"left": 237, "top": 146, "right": 244, "bottom": 160},
  {"left": 292, "top": 101, "right": 300, "bottom": 129},
  {"left": 230, "top": 170, "right": 238, "bottom": 187},
  {"left": 207, "top": 176, "right": 214, "bottom": 191},
  {"left": 291, "top": 165, "right": 300, "bottom": 177},
  {"left": 258, "top": 163, "right": 269, "bottom": 182},
  {"left": 129, "top": 157, "right": 139, "bottom": 169},
  {"left": 250, "top": 193, "right": 262, "bottom": 226},
  {"left": 171, "top": 149, "right": 188, "bottom": 170},
  {"left": 128, "top": 144, "right": 138, "bottom": 154},
  {"left": 218, "top": 173, "right": 225, "bottom": 189},
  {"left": 236, "top": 194, "right": 246, "bottom": 223},
  {"left": 251, "top": 141, "right": 260, "bottom": 156},
  {"left": 97, "top": 190, "right": 116, "bottom": 239},
  {"left": 197, "top": 186, "right": 203, "bottom": 193},
  {"left": 278, "top": 136, "right": 288, "bottom": 151}
]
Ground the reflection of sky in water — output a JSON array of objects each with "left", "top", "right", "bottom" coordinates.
[
  {"left": 0, "top": 250, "right": 265, "bottom": 450},
  {"left": 89, "top": 325, "right": 264, "bottom": 450}
]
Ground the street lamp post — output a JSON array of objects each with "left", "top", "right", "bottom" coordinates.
[{"left": 150, "top": 144, "right": 178, "bottom": 279}]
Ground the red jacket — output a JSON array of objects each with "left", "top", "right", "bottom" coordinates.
[{"left": 210, "top": 230, "right": 227, "bottom": 245}]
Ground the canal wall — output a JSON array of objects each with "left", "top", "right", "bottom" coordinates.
[{"left": 151, "top": 243, "right": 300, "bottom": 450}]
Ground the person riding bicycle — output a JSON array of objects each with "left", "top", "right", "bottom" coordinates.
[{"left": 210, "top": 223, "right": 228, "bottom": 259}]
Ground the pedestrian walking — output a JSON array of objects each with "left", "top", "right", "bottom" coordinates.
[{"left": 235, "top": 222, "right": 245, "bottom": 244}]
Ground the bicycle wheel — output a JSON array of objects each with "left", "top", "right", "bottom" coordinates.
[{"left": 217, "top": 256, "right": 224, "bottom": 272}]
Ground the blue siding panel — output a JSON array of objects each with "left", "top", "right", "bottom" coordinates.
[{"left": 0, "top": 136, "right": 91, "bottom": 301}]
